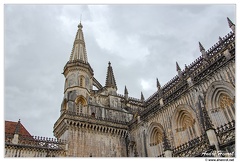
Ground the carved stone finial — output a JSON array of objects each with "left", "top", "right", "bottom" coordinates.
[
  {"left": 124, "top": 85, "right": 128, "bottom": 95},
  {"left": 185, "top": 64, "right": 189, "bottom": 72},
  {"left": 219, "top": 36, "right": 223, "bottom": 43},
  {"left": 227, "top": 17, "right": 235, "bottom": 33},
  {"left": 199, "top": 42, "right": 209, "bottom": 62},
  {"left": 141, "top": 92, "right": 145, "bottom": 101},
  {"left": 176, "top": 62, "right": 181, "bottom": 71},
  {"left": 78, "top": 22, "right": 83, "bottom": 29},
  {"left": 199, "top": 42, "right": 205, "bottom": 52},
  {"left": 176, "top": 62, "right": 183, "bottom": 79},
  {"left": 227, "top": 17, "right": 235, "bottom": 28},
  {"left": 156, "top": 78, "right": 161, "bottom": 90}
]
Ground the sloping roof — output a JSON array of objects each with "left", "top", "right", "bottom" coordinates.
[{"left": 5, "top": 120, "right": 32, "bottom": 136}]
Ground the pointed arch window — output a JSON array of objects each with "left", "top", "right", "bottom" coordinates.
[
  {"left": 219, "top": 94, "right": 235, "bottom": 122},
  {"left": 75, "top": 96, "right": 87, "bottom": 115},
  {"left": 150, "top": 127, "right": 163, "bottom": 146},
  {"left": 175, "top": 110, "right": 197, "bottom": 146},
  {"left": 76, "top": 103, "right": 83, "bottom": 114},
  {"left": 148, "top": 126, "right": 164, "bottom": 157},
  {"left": 206, "top": 81, "right": 235, "bottom": 128}
]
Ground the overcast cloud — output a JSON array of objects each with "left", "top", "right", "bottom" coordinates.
[{"left": 4, "top": 5, "right": 235, "bottom": 138}]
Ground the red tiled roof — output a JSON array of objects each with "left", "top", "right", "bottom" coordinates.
[{"left": 5, "top": 120, "right": 32, "bottom": 136}]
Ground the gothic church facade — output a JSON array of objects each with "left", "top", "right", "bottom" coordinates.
[
  {"left": 5, "top": 17, "right": 235, "bottom": 157},
  {"left": 53, "top": 17, "right": 235, "bottom": 157}
]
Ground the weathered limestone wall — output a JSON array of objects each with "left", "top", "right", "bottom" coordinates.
[
  {"left": 66, "top": 127, "right": 127, "bottom": 157},
  {"left": 129, "top": 57, "right": 235, "bottom": 157}
]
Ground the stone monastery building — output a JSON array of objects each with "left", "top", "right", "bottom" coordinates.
[{"left": 5, "top": 17, "right": 235, "bottom": 157}]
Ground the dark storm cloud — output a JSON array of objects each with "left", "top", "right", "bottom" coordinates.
[{"left": 4, "top": 4, "right": 235, "bottom": 137}]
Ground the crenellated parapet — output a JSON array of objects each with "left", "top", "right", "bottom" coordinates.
[
  {"left": 5, "top": 134, "right": 66, "bottom": 149},
  {"left": 65, "top": 119, "right": 129, "bottom": 138},
  {"left": 5, "top": 133, "right": 66, "bottom": 157}
]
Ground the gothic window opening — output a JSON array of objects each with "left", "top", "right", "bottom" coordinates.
[
  {"left": 206, "top": 81, "right": 235, "bottom": 128},
  {"left": 219, "top": 94, "right": 235, "bottom": 122},
  {"left": 175, "top": 110, "right": 197, "bottom": 146},
  {"left": 148, "top": 124, "right": 164, "bottom": 157},
  {"left": 76, "top": 104, "right": 83, "bottom": 115},
  {"left": 75, "top": 96, "right": 87, "bottom": 115}
]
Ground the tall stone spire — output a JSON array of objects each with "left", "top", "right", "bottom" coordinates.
[
  {"left": 69, "top": 21, "right": 88, "bottom": 63},
  {"left": 105, "top": 62, "right": 117, "bottom": 90}
]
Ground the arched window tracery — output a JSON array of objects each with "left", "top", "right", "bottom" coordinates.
[
  {"left": 172, "top": 106, "right": 200, "bottom": 148},
  {"left": 219, "top": 94, "right": 235, "bottom": 121},
  {"left": 147, "top": 123, "right": 165, "bottom": 157},
  {"left": 75, "top": 96, "right": 87, "bottom": 115},
  {"left": 206, "top": 81, "right": 235, "bottom": 127}
]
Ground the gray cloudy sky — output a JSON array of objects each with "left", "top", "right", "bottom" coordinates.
[{"left": 4, "top": 5, "right": 235, "bottom": 138}]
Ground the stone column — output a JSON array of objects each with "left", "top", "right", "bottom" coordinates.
[{"left": 163, "top": 132, "right": 172, "bottom": 157}]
